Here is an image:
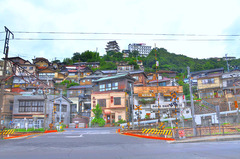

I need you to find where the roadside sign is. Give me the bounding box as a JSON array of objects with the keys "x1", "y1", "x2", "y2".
[
  {"x1": 235, "y1": 101, "x2": 238, "y2": 108},
  {"x1": 135, "y1": 105, "x2": 142, "y2": 110}
]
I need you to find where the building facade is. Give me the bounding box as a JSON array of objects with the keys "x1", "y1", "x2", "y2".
[
  {"x1": 128, "y1": 43, "x2": 152, "y2": 57},
  {"x1": 91, "y1": 74, "x2": 135, "y2": 124}
]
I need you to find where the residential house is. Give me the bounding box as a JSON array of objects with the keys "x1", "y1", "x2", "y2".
[
  {"x1": 117, "y1": 62, "x2": 134, "y2": 73},
  {"x1": 197, "y1": 72, "x2": 224, "y2": 99},
  {"x1": 66, "y1": 65, "x2": 93, "y2": 82},
  {"x1": 147, "y1": 72, "x2": 178, "y2": 87},
  {"x1": 91, "y1": 73, "x2": 135, "y2": 124},
  {"x1": 73, "y1": 62, "x2": 100, "y2": 69},
  {"x1": 222, "y1": 70, "x2": 240, "y2": 97},
  {"x1": 93, "y1": 70, "x2": 117, "y2": 76},
  {"x1": 191, "y1": 68, "x2": 224, "y2": 86},
  {"x1": 67, "y1": 75, "x2": 105, "y2": 119},
  {"x1": 129, "y1": 70, "x2": 148, "y2": 87},
  {"x1": 122, "y1": 50, "x2": 130, "y2": 58},
  {"x1": 1, "y1": 92, "x2": 18, "y2": 128},
  {"x1": 133, "y1": 85, "x2": 184, "y2": 119},
  {"x1": 12, "y1": 92, "x2": 72, "y2": 128}
]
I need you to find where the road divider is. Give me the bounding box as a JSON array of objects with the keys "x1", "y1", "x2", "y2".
[
  {"x1": 123, "y1": 132, "x2": 175, "y2": 141},
  {"x1": 0, "y1": 129, "x2": 15, "y2": 135},
  {"x1": 142, "y1": 129, "x2": 172, "y2": 136}
]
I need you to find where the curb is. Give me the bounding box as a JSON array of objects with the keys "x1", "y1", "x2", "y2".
[
  {"x1": 122, "y1": 132, "x2": 175, "y2": 141},
  {"x1": 44, "y1": 130, "x2": 58, "y2": 133},
  {"x1": 3, "y1": 133, "x2": 32, "y2": 140},
  {"x1": 167, "y1": 135, "x2": 240, "y2": 144}
]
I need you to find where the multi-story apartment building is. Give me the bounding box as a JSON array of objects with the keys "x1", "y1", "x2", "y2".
[
  {"x1": 91, "y1": 74, "x2": 135, "y2": 124},
  {"x1": 128, "y1": 43, "x2": 152, "y2": 57}
]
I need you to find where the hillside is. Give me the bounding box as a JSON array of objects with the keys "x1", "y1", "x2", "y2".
[
  {"x1": 143, "y1": 48, "x2": 240, "y2": 74},
  {"x1": 62, "y1": 48, "x2": 240, "y2": 74}
]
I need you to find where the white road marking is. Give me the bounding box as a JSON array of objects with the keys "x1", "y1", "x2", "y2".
[{"x1": 65, "y1": 134, "x2": 83, "y2": 138}]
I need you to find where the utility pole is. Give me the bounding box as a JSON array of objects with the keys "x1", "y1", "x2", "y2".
[
  {"x1": 59, "y1": 89, "x2": 62, "y2": 123},
  {"x1": 233, "y1": 84, "x2": 239, "y2": 123},
  {"x1": 155, "y1": 44, "x2": 160, "y2": 123},
  {"x1": 225, "y1": 54, "x2": 230, "y2": 72},
  {"x1": 131, "y1": 83, "x2": 134, "y2": 129},
  {"x1": 0, "y1": 26, "x2": 14, "y2": 129},
  {"x1": 43, "y1": 91, "x2": 47, "y2": 130},
  {"x1": 187, "y1": 66, "x2": 197, "y2": 136}
]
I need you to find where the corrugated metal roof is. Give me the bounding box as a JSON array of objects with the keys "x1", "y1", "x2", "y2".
[
  {"x1": 101, "y1": 70, "x2": 117, "y2": 74},
  {"x1": 191, "y1": 68, "x2": 224, "y2": 75},
  {"x1": 93, "y1": 73, "x2": 129, "y2": 82},
  {"x1": 68, "y1": 85, "x2": 93, "y2": 90}
]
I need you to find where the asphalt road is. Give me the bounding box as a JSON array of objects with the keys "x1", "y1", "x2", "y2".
[{"x1": 0, "y1": 127, "x2": 240, "y2": 159}]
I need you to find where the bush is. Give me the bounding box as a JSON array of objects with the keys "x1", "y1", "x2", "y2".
[
  {"x1": 15, "y1": 128, "x2": 45, "y2": 132},
  {"x1": 91, "y1": 118, "x2": 105, "y2": 127},
  {"x1": 117, "y1": 119, "x2": 126, "y2": 124}
]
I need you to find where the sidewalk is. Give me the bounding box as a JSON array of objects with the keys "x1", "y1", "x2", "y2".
[{"x1": 167, "y1": 135, "x2": 240, "y2": 144}]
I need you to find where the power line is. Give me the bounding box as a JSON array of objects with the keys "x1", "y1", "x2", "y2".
[
  {"x1": 8, "y1": 31, "x2": 240, "y2": 37},
  {"x1": 0, "y1": 38, "x2": 239, "y2": 41}
]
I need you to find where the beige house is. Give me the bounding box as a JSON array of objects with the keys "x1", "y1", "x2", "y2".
[
  {"x1": 197, "y1": 73, "x2": 224, "y2": 98},
  {"x1": 91, "y1": 74, "x2": 135, "y2": 124}
]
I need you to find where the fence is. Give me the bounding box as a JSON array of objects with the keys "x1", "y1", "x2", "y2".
[{"x1": 176, "y1": 124, "x2": 240, "y2": 139}]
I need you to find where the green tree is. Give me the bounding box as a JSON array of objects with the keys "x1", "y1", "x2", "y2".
[
  {"x1": 91, "y1": 104, "x2": 105, "y2": 127},
  {"x1": 92, "y1": 104, "x2": 102, "y2": 119},
  {"x1": 63, "y1": 58, "x2": 73, "y2": 65},
  {"x1": 128, "y1": 60, "x2": 139, "y2": 70},
  {"x1": 72, "y1": 52, "x2": 81, "y2": 63},
  {"x1": 80, "y1": 50, "x2": 100, "y2": 62}
]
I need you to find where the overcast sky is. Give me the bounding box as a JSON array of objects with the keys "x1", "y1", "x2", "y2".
[{"x1": 0, "y1": 0, "x2": 240, "y2": 62}]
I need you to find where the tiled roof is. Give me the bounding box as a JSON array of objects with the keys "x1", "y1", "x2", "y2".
[
  {"x1": 191, "y1": 68, "x2": 224, "y2": 76},
  {"x1": 93, "y1": 73, "x2": 134, "y2": 82},
  {"x1": 68, "y1": 85, "x2": 93, "y2": 90}
]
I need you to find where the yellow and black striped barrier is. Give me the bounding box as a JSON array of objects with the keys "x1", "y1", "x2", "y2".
[
  {"x1": 0, "y1": 129, "x2": 15, "y2": 135},
  {"x1": 142, "y1": 129, "x2": 172, "y2": 136}
]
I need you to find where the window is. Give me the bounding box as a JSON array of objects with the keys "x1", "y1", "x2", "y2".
[
  {"x1": 29, "y1": 67, "x2": 33, "y2": 70},
  {"x1": 159, "y1": 82, "x2": 166, "y2": 86},
  {"x1": 114, "y1": 97, "x2": 121, "y2": 105},
  {"x1": 112, "y1": 82, "x2": 118, "y2": 90},
  {"x1": 100, "y1": 84, "x2": 105, "y2": 91},
  {"x1": 164, "y1": 97, "x2": 171, "y2": 102},
  {"x1": 98, "y1": 99, "x2": 106, "y2": 107},
  {"x1": 106, "y1": 83, "x2": 111, "y2": 91},
  {"x1": 55, "y1": 104, "x2": 67, "y2": 112},
  {"x1": 202, "y1": 78, "x2": 215, "y2": 84},
  {"x1": 118, "y1": 115, "x2": 122, "y2": 120},
  {"x1": 133, "y1": 76, "x2": 139, "y2": 80},
  {"x1": 19, "y1": 100, "x2": 44, "y2": 112},
  {"x1": 82, "y1": 80, "x2": 85, "y2": 83}
]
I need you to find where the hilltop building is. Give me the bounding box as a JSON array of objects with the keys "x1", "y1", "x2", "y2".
[{"x1": 128, "y1": 43, "x2": 151, "y2": 57}]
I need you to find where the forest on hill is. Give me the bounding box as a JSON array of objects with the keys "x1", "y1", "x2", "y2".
[{"x1": 60, "y1": 48, "x2": 240, "y2": 75}]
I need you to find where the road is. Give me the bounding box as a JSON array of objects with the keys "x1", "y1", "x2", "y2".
[{"x1": 0, "y1": 127, "x2": 240, "y2": 159}]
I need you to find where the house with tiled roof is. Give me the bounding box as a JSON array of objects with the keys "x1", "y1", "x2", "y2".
[{"x1": 91, "y1": 73, "x2": 135, "y2": 124}]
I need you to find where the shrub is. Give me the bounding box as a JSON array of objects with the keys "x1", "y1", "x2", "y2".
[
  {"x1": 117, "y1": 119, "x2": 126, "y2": 124},
  {"x1": 91, "y1": 118, "x2": 105, "y2": 127}
]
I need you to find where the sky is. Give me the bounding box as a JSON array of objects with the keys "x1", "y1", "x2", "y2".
[{"x1": 0, "y1": 0, "x2": 240, "y2": 62}]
